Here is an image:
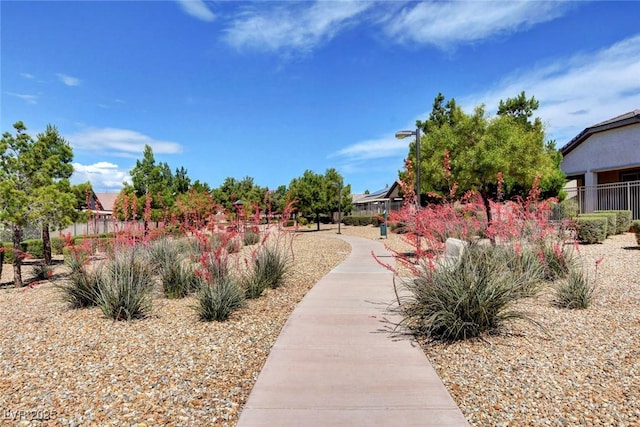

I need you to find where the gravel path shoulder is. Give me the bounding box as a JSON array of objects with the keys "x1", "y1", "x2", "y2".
[
  {"x1": 2, "y1": 224, "x2": 639, "y2": 426},
  {"x1": 0, "y1": 231, "x2": 350, "y2": 426},
  {"x1": 332, "y1": 225, "x2": 640, "y2": 426}
]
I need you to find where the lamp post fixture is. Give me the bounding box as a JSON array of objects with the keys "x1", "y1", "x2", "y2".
[
  {"x1": 395, "y1": 128, "x2": 421, "y2": 207},
  {"x1": 332, "y1": 181, "x2": 342, "y2": 234}
]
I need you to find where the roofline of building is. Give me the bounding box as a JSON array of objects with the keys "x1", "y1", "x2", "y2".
[{"x1": 560, "y1": 110, "x2": 640, "y2": 157}]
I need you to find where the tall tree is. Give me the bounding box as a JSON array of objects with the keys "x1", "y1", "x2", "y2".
[
  {"x1": 173, "y1": 166, "x2": 191, "y2": 194},
  {"x1": 0, "y1": 122, "x2": 32, "y2": 286},
  {"x1": 211, "y1": 176, "x2": 267, "y2": 213},
  {"x1": 125, "y1": 144, "x2": 176, "y2": 221},
  {"x1": 497, "y1": 90, "x2": 540, "y2": 129},
  {"x1": 409, "y1": 93, "x2": 565, "y2": 224},
  {"x1": 30, "y1": 125, "x2": 75, "y2": 264},
  {"x1": 0, "y1": 122, "x2": 75, "y2": 284},
  {"x1": 288, "y1": 169, "x2": 351, "y2": 230}
]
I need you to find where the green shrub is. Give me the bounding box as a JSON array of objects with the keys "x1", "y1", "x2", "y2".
[
  {"x1": 21, "y1": 239, "x2": 44, "y2": 259},
  {"x1": 193, "y1": 277, "x2": 245, "y2": 321},
  {"x1": 554, "y1": 266, "x2": 595, "y2": 309},
  {"x1": 343, "y1": 216, "x2": 375, "y2": 226},
  {"x1": 404, "y1": 244, "x2": 543, "y2": 341},
  {"x1": 580, "y1": 213, "x2": 615, "y2": 236},
  {"x1": 51, "y1": 237, "x2": 64, "y2": 255},
  {"x1": 576, "y1": 216, "x2": 607, "y2": 243},
  {"x1": 619, "y1": 210, "x2": 633, "y2": 232},
  {"x1": 555, "y1": 198, "x2": 580, "y2": 219},
  {"x1": 94, "y1": 248, "x2": 154, "y2": 321},
  {"x1": 2, "y1": 243, "x2": 14, "y2": 264},
  {"x1": 371, "y1": 216, "x2": 383, "y2": 227},
  {"x1": 297, "y1": 217, "x2": 308, "y2": 226},
  {"x1": 594, "y1": 210, "x2": 632, "y2": 234}
]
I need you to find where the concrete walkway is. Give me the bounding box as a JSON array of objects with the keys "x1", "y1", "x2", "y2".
[{"x1": 236, "y1": 234, "x2": 469, "y2": 426}]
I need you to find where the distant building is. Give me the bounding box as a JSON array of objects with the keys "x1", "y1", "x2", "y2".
[{"x1": 351, "y1": 181, "x2": 404, "y2": 216}]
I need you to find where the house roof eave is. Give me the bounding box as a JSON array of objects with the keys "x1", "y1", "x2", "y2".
[{"x1": 560, "y1": 110, "x2": 640, "y2": 157}]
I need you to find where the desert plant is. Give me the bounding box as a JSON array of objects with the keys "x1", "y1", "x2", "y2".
[
  {"x1": 31, "y1": 262, "x2": 53, "y2": 281},
  {"x1": 94, "y1": 248, "x2": 154, "y2": 321},
  {"x1": 56, "y1": 242, "x2": 100, "y2": 308},
  {"x1": 554, "y1": 265, "x2": 596, "y2": 309},
  {"x1": 538, "y1": 241, "x2": 575, "y2": 281},
  {"x1": 501, "y1": 245, "x2": 546, "y2": 295},
  {"x1": 243, "y1": 230, "x2": 261, "y2": 246},
  {"x1": 21, "y1": 239, "x2": 45, "y2": 259},
  {"x1": 149, "y1": 237, "x2": 198, "y2": 298},
  {"x1": 242, "y1": 272, "x2": 268, "y2": 299},
  {"x1": 193, "y1": 276, "x2": 245, "y2": 321},
  {"x1": 555, "y1": 198, "x2": 579, "y2": 219},
  {"x1": 253, "y1": 244, "x2": 290, "y2": 290},
  {"x1": 404, "y1": 244, "x2": 543, "y2": 341},
  {"x1": 56, "y1": 255, "x2": 99, "y2": 308}
]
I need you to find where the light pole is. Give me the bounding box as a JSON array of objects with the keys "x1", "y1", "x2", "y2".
[
  {"x1": 395, "y1": 128, "x2": 421, "y2": 207},
  {"x1": 332, "y1": 181, "x2": 342, "y2": 234}
]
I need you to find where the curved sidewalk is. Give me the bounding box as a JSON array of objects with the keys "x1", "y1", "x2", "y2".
[{"x1": 237, "y1": 234, "x2": 469, "y2": 426}]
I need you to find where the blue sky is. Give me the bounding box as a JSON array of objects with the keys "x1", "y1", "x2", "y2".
[{"x1": 2, "y1": 1, "x2": 639, "y2": 195}]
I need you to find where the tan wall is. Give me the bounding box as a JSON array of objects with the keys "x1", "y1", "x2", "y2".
[{"x1": 561, "y1": 123, "x2": 640, "y2": 176}]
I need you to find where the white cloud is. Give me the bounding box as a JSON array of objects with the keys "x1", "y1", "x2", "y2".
[
  {"x1": 72, "y1": 162, "x2": 131, "y2": 192},
  {"x1": 176, "y1": 0, "x2": 215, "y2": 22},
  {"x1": 219, "y1": 1, "x2": 570, "y2": 55},
  {"x1": 332, "y1": 135, "x2": 410, "y2": 161},
  {"x1": 461, "y1": 34, "x2": 640, "y2": 146},
  {"x1": 20, "y1": 73, "x2": 36, "y2": 80},
  {"x1": 56, "y1": 73, "x2": 81, "y2": 86},
  {"x1": 223, "y1": 1, "x2": 373, "y2": 53},
  {"x1": 67, "y1": 127, "x2": 183, "y2": 157},
  {"x1": 383, "y1": 1, "x2": 570, "y2": 49},
  {"x1": 7, "y1": 92, "x2": 38, "y2": 104}
]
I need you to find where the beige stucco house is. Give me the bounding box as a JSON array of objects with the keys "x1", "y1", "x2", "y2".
[{"x1": 560, "y1": 110, "x2": 640, "y2": 218}]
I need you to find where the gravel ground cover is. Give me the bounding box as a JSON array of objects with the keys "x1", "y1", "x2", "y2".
[
  {"x1": 0, "y1": 231, "x2": 350, "y2": 426},
  {"x1": 332, "y1": 225, "x2": 640, "y2": 426},
  {"x1": 2, "y1": 224, "x2": 639, "y2": 426}
]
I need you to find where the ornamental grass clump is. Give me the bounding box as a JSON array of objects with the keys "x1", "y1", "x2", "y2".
[
  {"x1": 554, "y1": 262, "x2": 598, "y2": 309},
  {"x1": 502, "y1": 245, "x2": 546, "y2": 297},
  {"x1": 242, "y1": 244, "x2": 290, "y2": 299},
  {"x1": 254, "y1": 244, "x2": 290, "y2": 289},
  {"x1": 148, "y1": 237, "x2": 198, "y2": 299},
  {"x1": 94, "y1": 247, "x2": 154, "y2": 321},
  {"x1": 243, "y1": 230, "x2": 261, "y2": 246},
  {"x1": 32, "y1": 262, "x2": 53, "y2": 281},
  {"x1": 56, "y1": 244, "x2": 99, "y2": 308},
  {"x1": 538, "y1": 241, "x2": 575, "y2": 281},
  {"x1": 194, "y1": 276, "x2": 245, "y2": 321},
  {"x1": 404, "y1": 244, "x2": 544, "y2": 342}
]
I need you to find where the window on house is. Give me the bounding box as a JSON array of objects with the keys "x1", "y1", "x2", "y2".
[{"x1": 620, "y1": 171, "x2": 640, "y2": 182}]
